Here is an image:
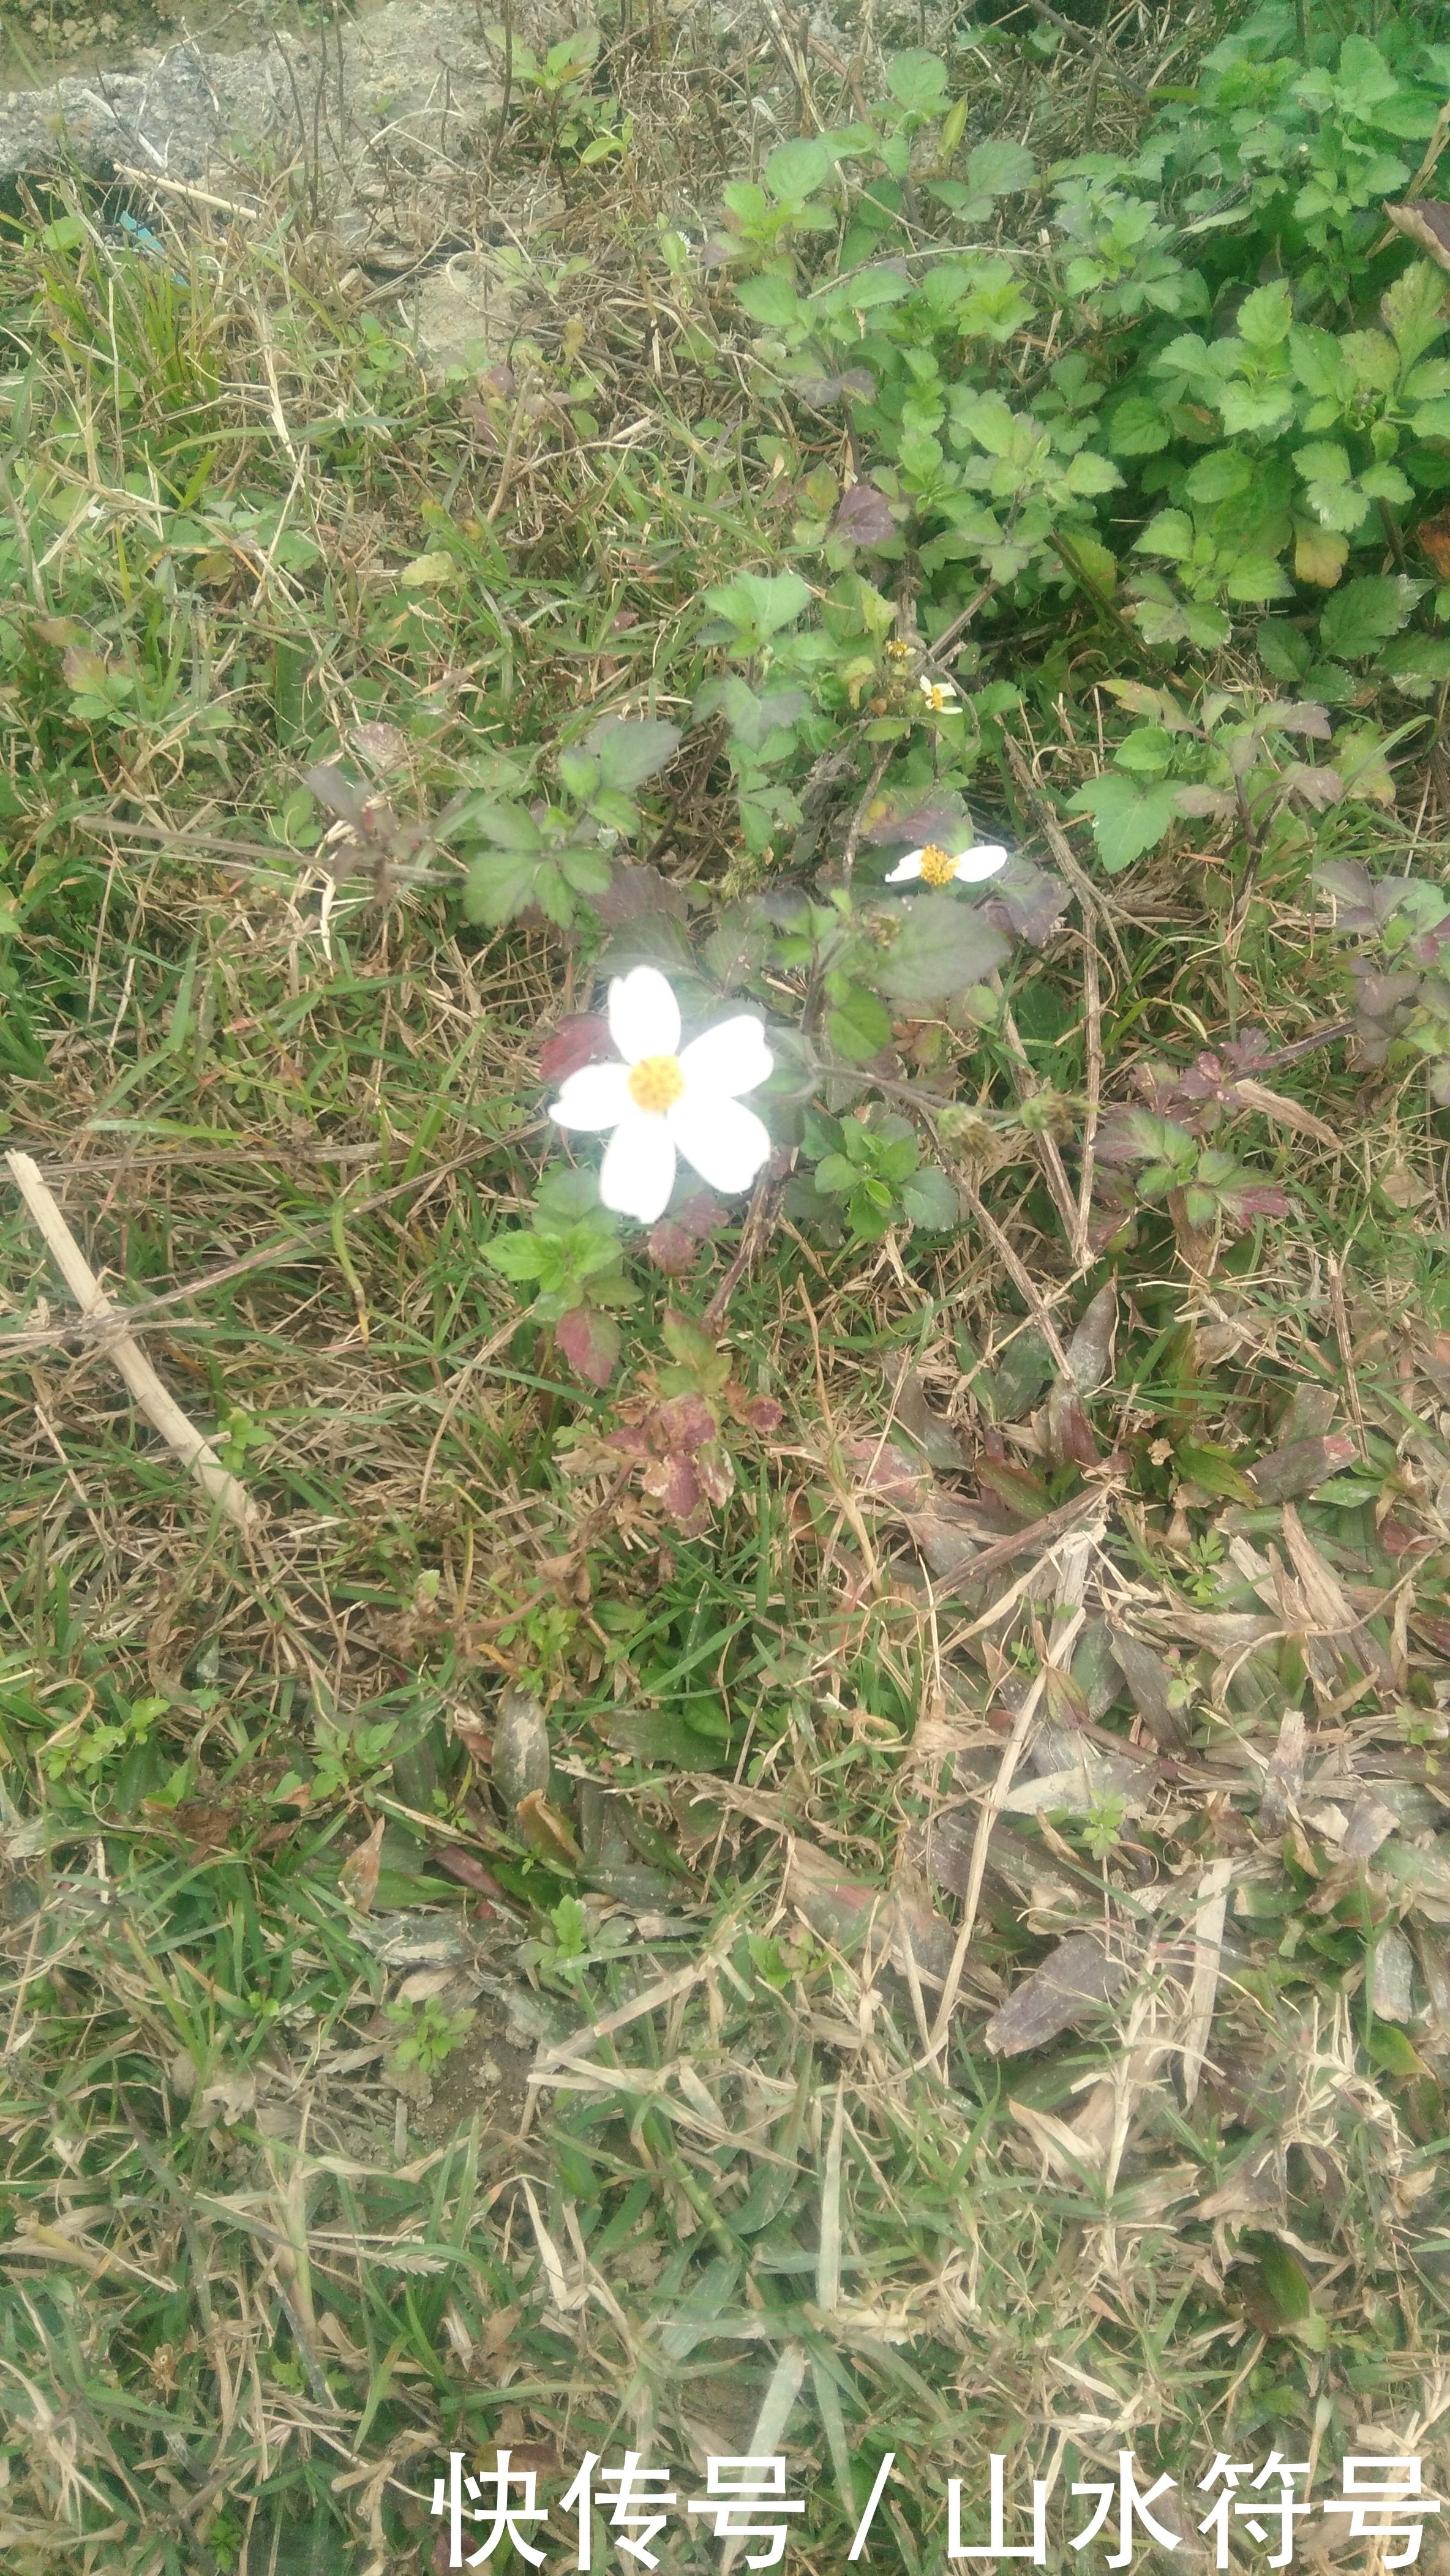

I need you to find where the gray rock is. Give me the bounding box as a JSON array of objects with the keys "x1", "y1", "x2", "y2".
[{"x1": 0, "y1": 4, "x2": 508, "y2": 202}]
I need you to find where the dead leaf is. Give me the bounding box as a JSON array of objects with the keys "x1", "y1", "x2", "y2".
[
  {"x1": 339, "y1": 1814, "x2": 385, "y2": 1914},
  {"x1": 983, "y1": 1933, "x2": 1132, "y2": 2056},
  {"x1": 1064, "y1": 1281, "x2": 1118, "y2": 1395},
  {"x1": 1181, "y1": 1859, "x2": 1233, "y2": 2108},
  {"x1": 1260, "y1": 1707, "x2": 1305, "y2": 1833},
  {"x1": 492, "y1": 1687, "x2": 550, "y2": 1816},
  {"x1": 1371, "y1": 1926, "x2": 1415, "y2": 2021},
  {"x1": 516, "y1": 1789, "x2": 583, "y2": 1868},
  {"x1": 1009, "y1": 2095, "x2": 1106, "y2": 2179},
  {"x1": 430, "y1": 1845, "x2": 509, "y2": 1904},
  {"x1": 1386, "y1": 201, "x2": 1450, "y2": 272},
  {"x1": 1228, "y1": 1078, "x2": 1341, "y2": 1151},
  {"x1": 786, "y1": 1840, "x2": 887, "y2": 1955},
  {"x1": 843, "y1": 1434, "x2": 932, "y2": 1505},
  {"x1": 1106, "y1": 1627, "x2": 1192, "y2": 1753},
  {"x1": 1246, "y1": 1431, "x2": 1356, "y2": 1505},
  {"x1": 197, "y1": 2069, "x2": 257, "y2": 2127},
  {"x1": 891, "y1": 1363, "x2": 973, "y2": 1470}
]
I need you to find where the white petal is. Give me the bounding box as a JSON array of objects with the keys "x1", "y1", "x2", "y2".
[
  {"x1": 884, "y1": 852, "x2": 925, "y2": 883},
  {"x1": 677, "y1": 1016, "x2": 773, "y2": 1100},
  {"x1": 599, "y1": 1110, "x2": 677, "y2": 1222},
  {"x1": 668, "y1": 1094, "x2": 772, "y2": 1197},
  {"x1": 608, "y1": 965, "x2": 680, "y2": 1064},
  {"x1": 950, "y1": 843, "x2": 1010, "y2": 883},
  {"x1": 549, "y1": 1061, "x2": 631, "y2": 1131}
]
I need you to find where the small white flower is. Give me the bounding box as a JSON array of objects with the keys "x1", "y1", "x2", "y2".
[
  {"x1": 886, "y1": 840, "x2": 1010, "y2": 889},
  {"x1": 549, "y1": 965, "x2": 773, "y2": 1224},
  {"x1": 918, "y1": 676, "x2": 960, "y2": 714}
]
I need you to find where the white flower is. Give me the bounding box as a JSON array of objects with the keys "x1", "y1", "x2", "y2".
[
  {"x1": 886, "y1": 840, "x2": 1010, "y2": 889},
  {"x1": 918, "y1": 676, "x2": 960, "y2": 713},
  {"x1": 549, "y1": 965, "x2": 773, "y2": 1224}
]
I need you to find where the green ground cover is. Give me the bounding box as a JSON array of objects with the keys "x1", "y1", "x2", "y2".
[{"x1": 3, "y1": 0, "x2": 1450, "y2": 2564}]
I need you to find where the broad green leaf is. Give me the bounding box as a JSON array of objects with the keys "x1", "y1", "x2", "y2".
[
  {"x1": 765, "y1": 137, "x2": 832, "y2": 201},
  {"x1": 1062, "y1": 449, "x2": 1122, "y2": 496},
  {"x1": 1113, "y1": 725, "x2": 1174, "y2": 774},
  {"x1": 558, "y1": 846, "x2": 614, "y2": 895},
  {"x1": 828, "y1": 984, "x2": 894, "y2": 1062},
  {"x1": 399, "y1": 550, "x2": 454, "y2": 587},
  {"x1": 1364, "y1": 2021, "x2": 1425, "y2": 2077},
  {"x1": 661, "y1": 1310, "x2": 721, "y2": 1373},
  {"x1": 1318, "y1": 575, "x2": 1411, "y2": 661},
  {"x1": 1234, "y1": 282, "x2": 1294, "y2": 348},
  {"x1": 1134, "y1": 508, "x2": 1193, "y2": 562},
  {"x1": 1067, "y1": 774, "x2": 1180, "y2": 874},
  {"x1": 1061, "y1": 531, "x2": 1119, "y2": 596},
  {"x1": 865, "y1": 892, "x2": 1010, "y2": 1003},
  {"x1": 598, "y1": 1708, "x2": 734, "y2": 1769},
  {"x1": 1378, "y1": 635, "x2": 1450, "y2": 695},
  {"x1": 463, "y1": 798, "x2": 543, "y2": 852},
  {"x1": 1293, "y1": 440, "x2": 1351, "y2": 487},
  {"x1": 704, "y1": 571, "x2": 811, "y2": 636},
  {"x1": 736, "y1": 273, "x2": 803, "y2": 328},
  {"x1": 557, "y1": 750, "x2": 600, "y2": 802},
  {"x1": 885, "y1": 48, "x2": 950, "y2": 113},
  {"x1": 1332, "y1": 724, "x2": 1397, "y2": 804},
  {"x1": 535, "y1": 1169, "x2": 603, "y2": 1221},
  {"x1": 1184, "y1": 446, "x2": 1253, "y2": 507},
  {"x1": 463, "y1": 847, "x2": 544, "y2": 924},
  {"x1": 1334, "y1": 32, "x2": 1398, "y2": 114},
  {"x1": 900, "y1": 1164, "x2": 961, "y2": 1229},
  {"x1": 1106, "y1": 396, "x2": 1172, "y2": 457},
  {"x1": 964, "y1": 138, "x2": 1036, "y2": 196},
  {"x1": 1257, "y1": 618, "x2": 1312, "y2": 682},
  {"x1": 1223, "y1": 553, "x2": 1293, "y2": 602},
  {"x1": 721, "y1": 181, "x2": 769, "y2": 228},
  {"x1": 483, "y1": 1233, "x2": 547, "y2": 1281},
  {"x1": 586, "y1": 716, "x2": 682, "y2": 789}
]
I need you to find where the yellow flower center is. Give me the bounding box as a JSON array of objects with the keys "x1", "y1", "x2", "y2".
[
  {"x1": 627, "y1": 1053, "x2": 686, "y2": 1114},
  {"x1": 918, "y1": 843, "x2": 958, "y2": 888}
]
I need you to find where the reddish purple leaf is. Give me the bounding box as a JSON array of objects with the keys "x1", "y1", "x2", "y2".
[
  {"x1": 1223, "y1": 1183, "x2": 1290, "y2": 1220},
  {"x1": 841, "y1": 1434, "x2": 932, "y2": 1505},
  {"x1": 541, "y1": 1014, "x2": 612, "y2": 1085},
  {"x1": 556, "y1": 1305, "x2": 620, "y2": 1387},
  {"x1": 734, "y1": 1393, "x2": 784, "y2": 1435},
  {"x1": 430, "y1": 1846, "x2": 509, "y2": 1903},
  {"x1": 653, "y1": 1392, "x2": 716, "y2": 1455},
  {"x1": 648, "y1": 1191, "x2": 727, "y2": 1275},
  {"x1": 1247, "y1": 1431, "x2": 1356, "y2": 1504},
  {"x1": 590, "y1": 864, "x2": 689, "y2": 927},
  {"x1": 1040, "y1": 1383, "x2": 1100, "y2": 1469},
  {"x1": 648, "y1": 1219, "x2": 704, "y2": 1277},
  {"x1": 694, "y1": 1440, "x2": 736, "y2": 1507},
  {"x1": 982, "y1": 860, "x2": 1067, "y2": 949},
  {"x1": 833, "y1": 481, "x2": 898, "y2": 548},
  {"x1": 642, "y1": 1451, "x2": 702, "y2": 1521}
]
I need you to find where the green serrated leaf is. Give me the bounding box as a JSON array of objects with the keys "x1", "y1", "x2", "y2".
[
  {"x1": 1066, "y1": 774, "x2": 1179, "y2": 874},
  {"x1": 865, "y1": 893, "x2": 1010, "y2": 1003},
  {"x1": 586, "y1": 717, "x2": 683, "y2": 790},
  {"x1": 827, "y1": 984, "x2": 894, "y2": 1062},
  {"x1": 900, "y1": 1164, "x2": 961, "y2": 1229}
]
